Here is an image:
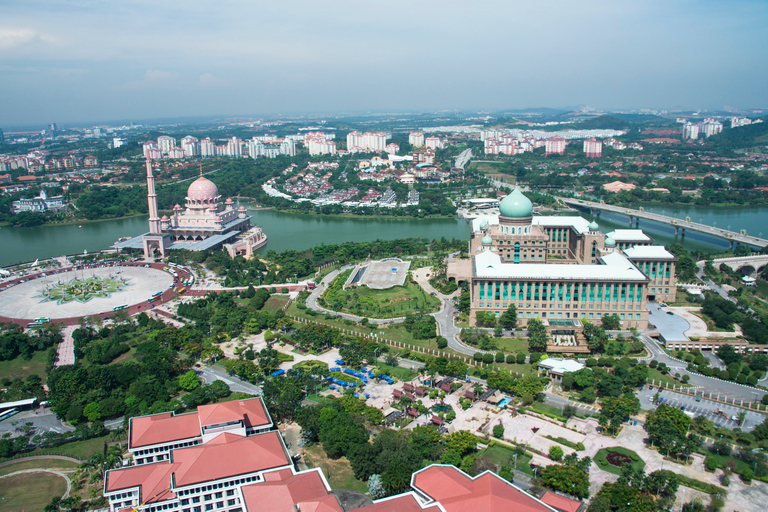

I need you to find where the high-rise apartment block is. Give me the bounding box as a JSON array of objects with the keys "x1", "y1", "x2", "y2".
[
  {"x1": 409, "y1": 131, "x2": 425, "y2": 146},
  {"x1": 545, "y1": 136, "x2": 567, "y2": 155},
  {"x1": 583, "y1": 137, "x2": 602, "y2": 158}
]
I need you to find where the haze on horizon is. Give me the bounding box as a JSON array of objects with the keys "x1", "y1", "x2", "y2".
[{"x1": 1, "y1": 0, "x2": 767, "y2": 126}]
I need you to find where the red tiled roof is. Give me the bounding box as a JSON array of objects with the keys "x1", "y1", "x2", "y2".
[
  {"x1": 241, "y1": 468, "x2": 342, "y2": 512},
  {"x1": 105, "y1": 461, "x2": 176, "y2": 504},
  {"x1": 173, "y1": 432, "x2": 290, "y2": 487},
  {"x1": 356, "y1": 494, "x2": 440, "y2": 512},
  {"x1": 540, "y1": 491, "x2": 582, "y2": 512},
  {"x1": 412, "y1": 465, "x2": 555, "y2": 512},
  {"x1": 130, "y1": 411, "x2": 201, "y2": 449},
  {"x1": 197, "y1": 397, "x2": 270, "y2": 429}
]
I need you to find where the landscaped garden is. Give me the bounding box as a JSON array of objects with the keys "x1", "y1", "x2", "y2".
[
  {"x1": 595, "y1": 446, "x2": 645, "y2": 475},
  {"x1": 320, "y1": 274, "x2": 440, "y2": 318}
]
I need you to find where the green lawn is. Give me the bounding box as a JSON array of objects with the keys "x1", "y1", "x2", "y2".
[
  {"x1": 322, "y1": 280, "x2": 440, "y2": 319},
  {"x1": 478, "y1": 443, "x2": 534, "y2": 475},
  {"x1": 0, "y1": 472, "x2": 67, "y2": 511},
  {"x1": 0, "y1": 350, "x2": 49, "y2": 384},
  {"x1": 263, "y1": 295, "x2": 290, "y2": 312},
  {"x1": 375, "y1": 362, "x2": 418, "y2": 381},
  {"x1": 527, "y1": 403, "x2": 568, "y2": 422},
  {"x1": 302, "y1": 443, "x2": 368, "y2": 493},
  {"x1": 648, "y1": 368, "x2": 690, "y2": 388},
  {"x1": 0, "y1": 458, "x2": 79, "y2": 477},
  {"x1": 594, "y1": 447, "x2": 645, "y2": 476},
  {"x1": 1, "y1": 434, "x2": 114, "y2": 463},
  {"x1": 493, "y1": 337, "x2": 529, "y2": 353}
]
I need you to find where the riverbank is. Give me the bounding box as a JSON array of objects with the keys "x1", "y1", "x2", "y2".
[
  {"x1": 0, "y1": 212, "x2": 145, "y2": 229},
  {"x1": 264, "y1": 207, "x2": 456, "y2": 221}
]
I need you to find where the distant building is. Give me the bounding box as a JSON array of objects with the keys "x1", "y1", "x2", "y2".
[
  {"x1": 602, "y1": 181, "x2": 637, "y2": 193},
  {"x1": 11, "y1": 189, "x2": 66, "y2": 213},
  {"x1": 409, "y1": 131, "x2": 425, "y2": 147},
  {"x1": 582, "y1": 138, "x2": 602, "y2": 158},
  {"x1": 346, "y1": 131, "x2": 387, "y2": 152},
  {"x1": 545, "y1": 136, "x2": 567, "y2": 155},
  {"x1": 157, "y1": 135, "x2": 176, "y2": 154},
  {"x1": 425, "y1": 136, "x2": 444, "y2": 150}
]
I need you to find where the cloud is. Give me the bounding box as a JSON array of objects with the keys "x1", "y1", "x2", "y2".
[
  {"x1": 0, "y1": 28, "x2": 55, "y2": 50},
  {"x1": 124, "y1": 69, "x2": 179, "y2": 89},
  {"x1": 198, "y1": 72, "x2": 224, "y2": 88}
]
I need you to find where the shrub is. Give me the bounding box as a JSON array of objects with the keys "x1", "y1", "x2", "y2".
[
  {"x1": 720, "y1": 474, "x2": 730, "y2": 487},
  {"x1": 529, "y1": 353, "x2": 541, "y2": 364},
  {"x1": 737, "y1": 374, "x2": 748, "y2": 385},
  {"x1": 649, "y1": 359, "x2": 659, "y2": 368},
  {"x1": 586, "y1": 357, "x2": 597, "y2": 367},
  {"x1": 576, "y1": 442, "x2": 585, "y2": 451},
  {"x1": 549, "y1": 445, "x2": 564, "y2": 461},
  {"x1": 516, "y1": 353, "x2": 526, "y2": 364},
  {"x1": 493, "y1": 424, "x2": 504, "y2": 439},
  {"x1": 437, "y1": 337, "x2": 448, "y2": 349},
  {"x1": 495, "y1": 352, "x2": 505, "y2": 363},
  {"x1": 682, "y1": 374, "x2": 690, "y2": 382},
  {"x1": 483, "y1": 353, "x2": 494, "y2": 364},
  {"x1": 705, "y1": 456, "x2": 718, "y2": 472},
  {"x1": 719, "y1": 370, "x2": 730, "y2": 380},
  {"x1": 702, "y1": 367, "x2": 714, "y2": 377},
  {"x1": 741, "y1": 468, "x2": 753, "y2": 483},
  {"x1": 474, "y1": 352, "x2": 483, "y2": 361},
  {"x1": 737, "y1": 433, "x2": 755, "y2": 445},
  {"x1": 506, "y1": 354, "x2": 516, "y2": 364}
]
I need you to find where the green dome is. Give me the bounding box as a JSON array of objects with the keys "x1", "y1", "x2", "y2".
[
  {"x1": 479, "y1": 219, "x2": 487, "y2": 229},
  {"x1": 499, "y1": 188, "x2": 533, "y2": 218},
  {"x1": 589, "y1": 220, "x2": 599, "y2": 231},
  {"x1": 605, "y1": 236, "x2": 616, "y2": 247},
  {"x1": 482, "y1": 234, "x2": 493, "y2": 245}
]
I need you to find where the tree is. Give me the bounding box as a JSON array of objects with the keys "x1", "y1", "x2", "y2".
[
  {"x1": 583, "y1": 321, "x2": 608, "y2": 352},
  {"x1": 178, "y1": 370, "x2": 200, "y2": 391},
  {"x1": 499, "y1": 304, "x2": 517, "y2": 329},
  {"x1": 493, "y1": 424, "x2": 505, "y2": 439},
  {"x1": 445, "y1": 430, "x2": 477, "y2": 458},
  {"x1": 716, "y1": 344, "x2": 741, "y2": 366},
  {"x1": 549, "y1": 445, "x2": 564, "y2": 461},
  {"x1": 527, "y1": 318, "x2": 548, "y2": 352},
  {"x1": 540, "y1": 464, "x2": 590, "y2": 498},
  {"x1": 368, "y1": 474, "x2": 386, "y2": 499},
  {"x1": 83, "y1": 402, "x2": 101, "y2": 422},
  {"x1": 602, "y1": 314, "x2": 621, "y2": 330},
  {"x1": 645, "y1": 404, "x2": 695, "y2": 457},
  {"x1": 381, "y1": 460, "x2": 412, "y2": 494},
  {"x1": 598, "y1": 393, "x2": 640, "y2": 435}
]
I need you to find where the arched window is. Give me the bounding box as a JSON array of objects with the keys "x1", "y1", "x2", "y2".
[{"x1": 514, "y1": 243, "x2": 520, "y2": 264}]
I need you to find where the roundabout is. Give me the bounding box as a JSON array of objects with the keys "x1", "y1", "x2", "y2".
[{"x1": 0, "y1": 264, "x2": 176, "y2": 323}]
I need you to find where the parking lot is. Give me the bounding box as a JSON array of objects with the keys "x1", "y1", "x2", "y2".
[{"x1": 636, "y1": 387, "x2": 765, "y2": 432}]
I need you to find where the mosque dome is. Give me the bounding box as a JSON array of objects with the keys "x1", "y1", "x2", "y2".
[
  {"x1": 226, "y1": 198, "x2": 233, "y2": 204},
  {"x1": 238, "y1": 206, "x2": 246, "y2": 211},
  {"x1": 161, "y1": 215, "x2": 169, "y2": 221},
  {"x1": 589, "y1": 220, "x2": 599, "y2": 231},
  {"x1": 605, "y1": 236, "x2": 616, "y2": 247},
  {"x1": 482, "y1": 234, "x2": 493, "y2": 245},
  {"x1": 499, "y1": 188, "x2": 533, "y2": 218},
  {"x1": 479, "y1": 219, "x2": 487, "y2": 229},
  {"x1": 174, "y1": 204, "x2": 181, "y2": 210},
  {"x1": 187, "y1": 177, "x2": 219, "y2": 202},
  {"x1": 214, "y1": 216, "x2": 222, "y2": 222}
]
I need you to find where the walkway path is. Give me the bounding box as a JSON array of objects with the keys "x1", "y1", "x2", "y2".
[{"x1": 54, "y1": 325, "x2": 77, "y2": 367}]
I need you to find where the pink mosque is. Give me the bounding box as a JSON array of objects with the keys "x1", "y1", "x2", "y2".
[{"x1": 115, "y1": 160, "x2": 267, "y2": 258}]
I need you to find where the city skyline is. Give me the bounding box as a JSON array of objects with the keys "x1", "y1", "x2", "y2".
[{"x1": 1, "y1": 0, "x2": 767, "y2": 125}]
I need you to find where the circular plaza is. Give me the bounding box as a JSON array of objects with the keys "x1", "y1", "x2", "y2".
[{"x1": 0, "y1": 265, "x2": 174, "y2": 322}]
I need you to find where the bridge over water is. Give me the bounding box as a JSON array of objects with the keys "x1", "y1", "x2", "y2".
[{"x1": 559, "y1": 197, "x2": 768, "y2": 249}]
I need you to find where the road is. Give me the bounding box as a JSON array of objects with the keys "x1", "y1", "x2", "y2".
[
  {"x1": 640, "y1": 334, "x2": 766, "y2": 402},
  {"x1": 454, "y1": 148, "x2": 473, "y2": 170},
  {"x1": 0, "y1": 407, "x2": 74, "y2": 435},
  {"x1": 197, "y1": 365, "x2": 262, "y2": 395}
]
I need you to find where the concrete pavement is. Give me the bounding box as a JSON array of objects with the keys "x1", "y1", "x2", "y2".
[{"x1": 197, "y1": 365, "x2": 262, "y2": 396}]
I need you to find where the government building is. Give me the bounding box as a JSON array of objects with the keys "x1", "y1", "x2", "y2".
[{"x1": 449, "y1": 188, "x2": 676, "y2": 334}]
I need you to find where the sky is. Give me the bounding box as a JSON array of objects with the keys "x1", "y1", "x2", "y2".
[{"x1": 1, "y1": 0, "x2": 767, "y2": 126}]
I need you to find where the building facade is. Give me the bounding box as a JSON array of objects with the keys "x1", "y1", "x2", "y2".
[{"x1": 449, "y1": 189, "x2": 676, "y2": 330}]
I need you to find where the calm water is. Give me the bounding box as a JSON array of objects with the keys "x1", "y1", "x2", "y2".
[{"x1": 1, "y1": 204, "x2": 765, "y2": 267}]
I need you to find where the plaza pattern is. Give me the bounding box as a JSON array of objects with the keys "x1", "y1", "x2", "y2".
[{"x1": 36, "y1": 275, "x2": 129, "y2": 304}]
